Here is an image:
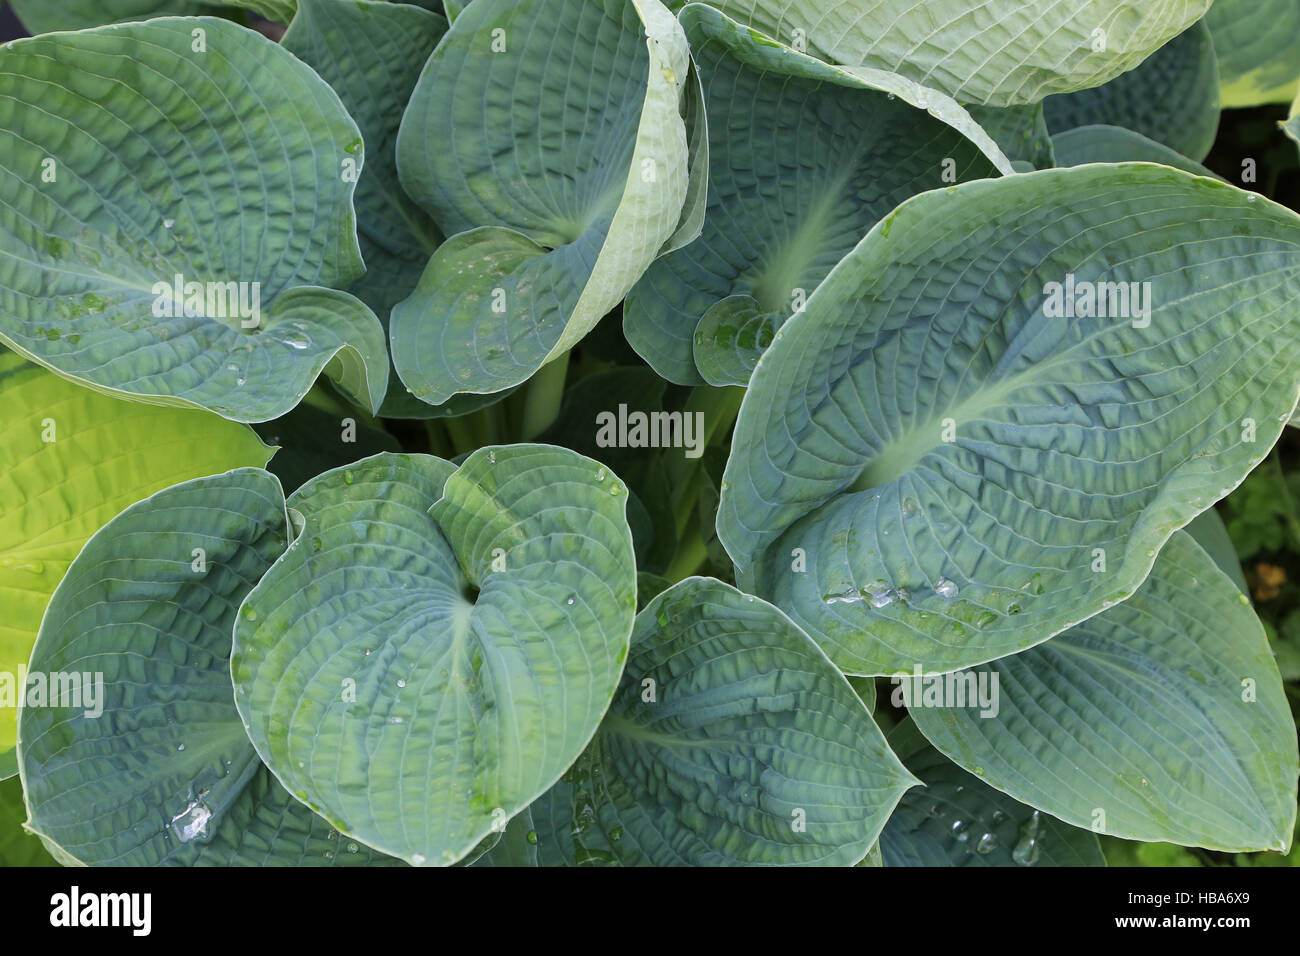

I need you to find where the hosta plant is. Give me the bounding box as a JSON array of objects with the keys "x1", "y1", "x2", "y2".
[{"x1": 1, "y1": 0, "x2": 1298, "y2": 869}]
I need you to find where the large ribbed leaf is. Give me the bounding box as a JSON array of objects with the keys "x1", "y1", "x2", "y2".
[
  {"x1": 392, "y1": 0, "x2": 697, "y2": 404},
  {"x1": 718, "y1": 164, "x2": 1300, "y2": 676},
  {"x1": 1207, "y1": 0, "x2": 1300, "y2": 108},
  {"x1": 0, "y1": 18, "x2": 388, "y2": 423},
  {"x1": 232, "y1": 447, "x2": 638, "y2": 865},
  {"x1": 1051, "y1": 125, "x2": 1222, "y2": 179},
  {"x1": 19, "y1": 470, "x2": 398, "y2": 865},
  {"x1": 694, "y1": 0, "x2": 1212, "y2": 107},
  {"x1": 281, "y1": 0, "x2": 449, "y2": 419},
  {"x1": 912, "y1": 532, "x2": 1298, "y2": 852},
  {"x1": 624, "y1": 3, "x2": 1010, "y2": 386},
  {"x1": 511, "y1": 578, "x2": 916, "y2": 866},
  {"x1": 0, "y1": 351, "x2": 270, "y2": 778},
  {"x1": 1042, "y1": 21, "x2": 1219, "y2": 162},
  {"x1": 879, "y1": 719, "x2": 1105, "y2": 866}
]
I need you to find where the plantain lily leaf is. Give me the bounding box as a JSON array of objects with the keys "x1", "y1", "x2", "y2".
[
  {"x1": 966, "y1": 104, "x2": 1056, "y2": 171},
  {"x1": 879, "y1": 719, "x2": 1105, "y2": 866},
  {"x1": 1051, "y1": 125, "x2": 1223, "y2": 179},
  {"x1": 1207, "y1": 0, "x2": 1300, "y2": 108},
  {"x1": 0, "y1": 350, "x2": 271, "y2": 777},
  {"x1": 0, "y1": 18, "x2": 388, "y2": 423},
  {"x1": 1043, "y1": 21, "x2": 1219, "y2": 162},
  {"x1": 625, "y1": 3, "x2": 1011, "y2": 386},
  {"x1": 692, "y1": 0, "x2": 1213, "y2": 107},
  {"x1": 231, "y1": 447, "x2": 638, "y2": 865},
  {"x1": 513, "y1": 578, "x2": 916, "y2": 866},
  {"x1": 718, "y1": 164, "x2": 1300, "y2": 676},
  {"x1": 281, "y1": 0, "x2": 450, "y2": 419},
  {"x1": 911, "y1": 532, "x2": 1298, "y2": 853},
  {"x1": 19, "y1": 470, "x2": 399, "y2": 865},
  {"x1": 392, "y1": 0, "x2": 697, "y2": 404}
]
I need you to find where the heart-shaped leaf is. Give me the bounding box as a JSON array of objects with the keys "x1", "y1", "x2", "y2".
[
  {"x1": 911, "y1": 531, "x2": 1298, "y2": 852},
  {"x1": 879, "y1": 719, "x2": 1105, "y2": 866},
  {"x1": 0, "y1": 18, "x2": 388, "y2": 422},
  {"x1": 232, "y1": 447, "x2": 638, "y2": 865},
  {"x1": 719, "y1": 164, "x2": 1300, "y2": 675},
  {"x1": 19, "y1": 469, "x2": 398, "y2": 865},
  {"x1": 514, "y1": 578, "x2": 917, "y2": 866},
  {"x1": 691, "y1": 0, "x2": 1213, "y2": 107},
  {"x1": 0, "y1": 350, "x2": 270, "y2": 777},
  {"x1": 1207, "y1": 0, "x2": 1300, "y2": 108},
  {"x1": 1043, "y1": 21, "x2": 1220, "y2": 162},
  {"x1": 391, "y1": 0, "x2": 697, "y2": 404},
  {"x1": 625, "y1": 3, "x2": 1010, "y2": 386}
]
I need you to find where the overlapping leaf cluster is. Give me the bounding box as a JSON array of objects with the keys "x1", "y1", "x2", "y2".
[{"x1": 1, "y1": 0, "x2": 1299, "y2": 867}]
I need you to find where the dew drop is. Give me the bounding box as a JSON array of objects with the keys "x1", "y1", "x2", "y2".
[
  {"x1": 170, "y1": 800, "x2": 212, "y2": 843},
  {"x1": 412, "y1": 853, "x2": 427, "y2": 865},
  {"x1": 935, "y1": 577, "x2": 958, "y2": 599},
  {"x1": 823, "y1": 587, "x2": 863, "y2": 606},
  {"x1": 396, "y1": 679, "x2": 406, "y2": 688},
  {"x1": 869, "y1": 589, "x2": 897, "y2": 609},
  {"x1": 1012, "y1": 810, "x2": 1042, "y2": 865},
  {"x1": 280, "y1": 331, "x2": 312, "y2": 350},
  {"x1": 162, "y1": 218, "x2": 175, "y2": 230},
  {"x1": 975, "y1": 832, "x2": 999, "y2": 855}
]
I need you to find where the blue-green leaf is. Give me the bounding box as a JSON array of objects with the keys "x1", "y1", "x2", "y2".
[
  {"x1": 517, "y1": 578, "x2": 917, "y2": 866},
  {"x1": 232, "y1": 447, "x2": 638, "y2": 865},
  {"x1": 911, "y1": 532, "x2": 1297, "y2": 852},
  {"x1": 719, "y1": 164, "x2": 1300, "y2": 675},
  {"x1": 0, "y1": 18, "x2": 387, "y2": 422},
  {"x1": 19, "y1": 470, "x2": 399, "y2": 865}
]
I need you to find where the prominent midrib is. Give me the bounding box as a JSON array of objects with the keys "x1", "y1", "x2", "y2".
[
  {"x1": 751, "y1": 164, "x2": 859, "y2": 313},
  {"x1": 847, "y1": 374, "x2": 1031, "y2": 492}
]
